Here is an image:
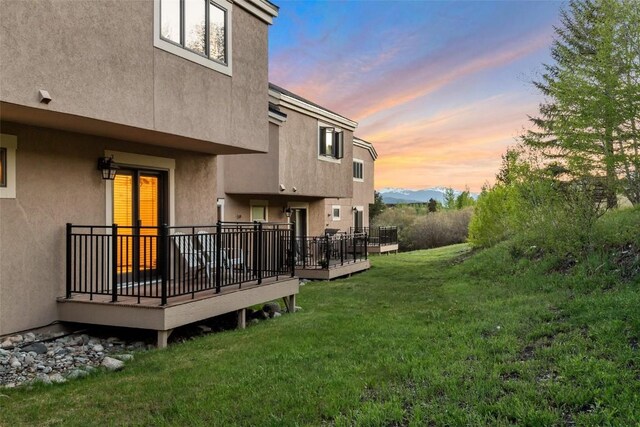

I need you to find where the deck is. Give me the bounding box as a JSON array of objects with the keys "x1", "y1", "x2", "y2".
[{"x1": 58, "y1": 276, "x2": 299, "y2": 347}]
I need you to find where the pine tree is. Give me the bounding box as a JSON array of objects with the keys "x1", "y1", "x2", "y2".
[{"x1": 524, "y1": 0, "x2": 640, "y2": 206}]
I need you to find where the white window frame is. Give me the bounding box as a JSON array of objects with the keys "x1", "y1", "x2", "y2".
[
  {"x1": 318, "y1": 122, "x2": 343, "y2": 164},
  {"x1": 0, "y1": 134, "x2": 17, "y2": 199},
  {"x1": 353, "y1": 159, "x2": 364, "y2": 182},
  {"x1": 104, "y1": 151, "x2": 176, "y2": 227},
  {"x1": 250, "y1": 199, "x2": 268, "y2": 222},
  {"x1": 331, "y1": 204, "x2": 341, "y2": 221},
  {"x1": 154, "y1": 0, "x2": 233, "y2": 76}
]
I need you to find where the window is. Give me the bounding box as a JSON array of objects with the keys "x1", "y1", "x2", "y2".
[
  {"x1": 0, "y1": 134, "x2": 17, "y2": 199},
  {"x1": 319, "y1": 126, "x2": 344, "y2": 160},
  {"x1": 332, "y1": 205, "x2": 341, "y2": 221},
  {"x1": 155, "y1": 0, "x2": 232, "y2": 75},
  {"x1": 353, "y1": 159, "x2": 364, "y2": 181},
  {"x1": 250, "y1": 200, "x2": 268, "y2": 222}
]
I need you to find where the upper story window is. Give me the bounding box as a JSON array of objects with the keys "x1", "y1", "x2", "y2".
[
  {"x1": 155, "y1": 0, "x2": 232, "y2": 75},
  {"x1": 319, "y1": 126, "x2": 344, "y2": 161},
  {"x1": 353, "y1": 159, "x2": 364, "y2": 181}
]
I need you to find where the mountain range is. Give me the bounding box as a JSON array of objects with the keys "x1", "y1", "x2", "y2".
[{"x1": 377, "y1": 187, "x2": 478, "y2": 204}]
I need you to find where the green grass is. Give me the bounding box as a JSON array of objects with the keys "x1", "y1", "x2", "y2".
[{"x1": 1, "y1": 211, "x2": 639, "y2": 426}]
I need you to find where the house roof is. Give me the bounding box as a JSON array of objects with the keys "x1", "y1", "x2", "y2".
[
  {"x1": 353, "y1": 137, "x2": 378, "y2": 161},
  {"x1": 268, "y1": 83, "x2": 357, "y2": 130}
]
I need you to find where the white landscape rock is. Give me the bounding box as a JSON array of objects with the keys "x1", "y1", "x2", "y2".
[{"x1": 101, "y1": 356, "x2": 125, "y2": 371}]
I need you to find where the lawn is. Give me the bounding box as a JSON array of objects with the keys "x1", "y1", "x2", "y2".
[{"x1": 1, "y1": 241, "x2": 639, "y2": 426}]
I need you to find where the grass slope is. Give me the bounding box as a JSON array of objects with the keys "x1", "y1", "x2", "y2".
[{"x1": 1, "y1": 213, "x2": 639, "y2": 425}]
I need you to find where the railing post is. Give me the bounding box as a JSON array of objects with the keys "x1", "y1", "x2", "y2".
[
  {"x1": 340, "y1": 233, "x2": 344, "y2": 266},
  {"x1": 257, "y1": 222, "x2": 263, "y2": 284},
  {"x1": 111, "y1": 223, "x2": 118, "y2": 303},
  {"x1": 252, "y1": 222, "x2": 258, "y2": 277},
  {"x1": 160, "y1": 224, "x2": 168, "y2": 306},
  {"x1": 290, "y1": 222, "x2": 296, "y2": 278},
  {"x1": 325, "y1": 234, "x2": 330, "y2": 270},
  {"x1": 353, "y1": 233, "x2": 357, "y2": 262},
  {"x1": 302, "y1": 234, "x2": 307, "y2": 269},
  {"x1": 66, "y1": 223, "x2": 72, "y2": 299},
  {"x1": 216, "y1": 221, "x2": 222, "y2": 293},
  {"x1": 365, "y1": 232, "x2": 368, "y2": 260}
]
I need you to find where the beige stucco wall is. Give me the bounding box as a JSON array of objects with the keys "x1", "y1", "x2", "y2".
[
  {"x1": 222, "y1": 195, "x2": 327, "y2": 236},
  {"x1": 221, "y1": 123, "x2": 280, "y2": 195},
  {"x1": 0, "y1": 122, "x2": 217, "y2": 335},
  {"x1": 0, "y1": 0, "x2": 268, "y2": 154},
  {"x1": 224, "y1": 107, "x2": 353, "y2": 198},
  {"x1": 353, "y1": 145, "x2": 375, "y2": 207}
]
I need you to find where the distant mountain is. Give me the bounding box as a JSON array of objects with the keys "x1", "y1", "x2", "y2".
[{"x1": 378, "y1": 187, "x2": 478, "y2": 204}]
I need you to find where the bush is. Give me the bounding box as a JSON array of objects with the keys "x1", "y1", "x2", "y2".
[
  {"x1": 409, "y1": 208, "x2": 473, "y2": 249},
  {"x1": 468, "y1": 185, "x2": 514, "y2": 248},
  {"x1": 373, "y1": 206, "x2": 473, "y2": 251}
]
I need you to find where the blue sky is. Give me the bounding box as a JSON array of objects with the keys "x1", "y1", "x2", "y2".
[{"x1": 268, "y1": 0, "x2": 565, "y2": 191}]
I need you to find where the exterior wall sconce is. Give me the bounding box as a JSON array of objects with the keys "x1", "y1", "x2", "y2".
[
  {"x1": 352, "y1": 207, "x2": 358, "y2": 212},
  {"x1": 283, "y1": 207, "x2": 292, "y2": 218},
  {"x1": 97, "y1": 156, "x2": 119, "y2": 180}
]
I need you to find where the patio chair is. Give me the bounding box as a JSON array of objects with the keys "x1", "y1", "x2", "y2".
[
  {"x1": 197, "y1": 231, "x2": 246, "y2": 273},
  {"x1": 173, "y1": 232, "x2": 215, "y2": 279}
]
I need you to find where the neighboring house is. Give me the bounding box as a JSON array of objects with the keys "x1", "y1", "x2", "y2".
[
  {"x1": 0, "y1": 0, "x2": 300, "y2": 345},
  {"x1": 220, "y1": 83, "x2": 380, "y2": 279}
]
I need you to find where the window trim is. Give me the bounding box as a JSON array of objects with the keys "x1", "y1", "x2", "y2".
[
  {"x1": 331, "y1": 205, "x2": 341, "y2": 221},
  {"x1": 250, "y1": 199, "x2": 268, "y2": 222},
  {"x1": 0, "y1": 134, "x2": 17, "y2": 199},
  {"x1": 154, "y1": 0, "x2": 233, "y2": 76},
  {"x1": 353, "y1": 159, "x2": 364, "y2": 182}
]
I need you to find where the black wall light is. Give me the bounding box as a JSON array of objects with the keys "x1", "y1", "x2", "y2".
[{"x1": 97, "y1": 156, "x2": 119, "y2": 180}]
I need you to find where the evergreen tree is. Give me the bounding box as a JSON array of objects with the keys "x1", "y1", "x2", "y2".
[
  {"x1": 369, "y1": 191, "x2": 386, "y2": 222},
  {"x1": 427, "y1": 198, "x2": 438, "y2": 212},
  {"x1": 523, "y1": 0, "x2": 640, "y2": 206}
]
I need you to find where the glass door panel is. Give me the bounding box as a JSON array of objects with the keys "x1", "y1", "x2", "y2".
[
  {"x1": 113, "y1": 169, "x2": 165, "y2": 282},
  {"x1": 139, "y1": 175, "x2": 159, "y2": 271},
  {"x1": 114, "y1": 173, "x2": 134, "y2": 273}
]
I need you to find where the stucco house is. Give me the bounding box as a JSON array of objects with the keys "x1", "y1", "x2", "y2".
[
  {"x1": 0, "y1": 0, "x2": 300, "y2": 345},
  {"x1": 220, "y1": 83, "x2": 388, "y2": 279}
]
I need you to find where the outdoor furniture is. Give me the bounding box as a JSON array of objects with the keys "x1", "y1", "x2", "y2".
[{"x1": 173, "y1": 232, "x2": 214, "y2": 279}]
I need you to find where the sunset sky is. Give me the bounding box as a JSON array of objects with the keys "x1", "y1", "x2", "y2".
[{"x1": 268, "y1": 0, "x2": 564, "y2": 192}]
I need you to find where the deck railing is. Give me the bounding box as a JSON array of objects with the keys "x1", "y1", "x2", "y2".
[
  {"x1": 66, "y1": 222, "x2": 295, "y2": 305},
  {"x1": 350, "y1": 226, "x2": 398, "y2": 247},
  {"x1": 294, "y1": 232, "x2": 368, "y2": 270}
]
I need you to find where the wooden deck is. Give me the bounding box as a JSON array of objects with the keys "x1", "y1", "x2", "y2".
[
  {"x1": 295, "y1": 259, "x2": 370, "y2": 280},
  {"x1": 368, "y1": 243, "x2": 399, "y2": 254},
  {"x1": 57, "y1": 276, "x2": 299, "y2": 347}
]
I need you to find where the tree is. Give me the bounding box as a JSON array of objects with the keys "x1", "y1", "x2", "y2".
[
  {"x1": 443, "y1": 188, "x2": 457, "y2": 210},
  {"x1": 455, "y1": 187, "x2": 476, "y2": 209},
  {"x1": 523, "y1": 0, "x2": 640, "y2": 207},
  {"x1": 427, "y1": 198, "x2": 438, "y2": 212},
  {"x1": 369, "y1": 191, "x2": 386, "y2": 222}
]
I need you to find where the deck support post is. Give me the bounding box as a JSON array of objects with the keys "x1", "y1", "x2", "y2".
[
  {"x1": 237, "y1": 308, "x2": 246, "y2": 329},
  {"x1": 157, "y1": 329, "x2": 174, "y2": 349},
  {"x1": 283, "y1": 294, "x2": 296, "y2": 313}
]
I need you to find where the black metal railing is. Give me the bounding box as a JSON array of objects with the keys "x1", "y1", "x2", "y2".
[
  {"x1": 66, "y1": 222, "x2": 295, "y2": 305},
  {"x1": 350, "y1": 226, "x2": 398, "y2": 247},
  {"x1": 294, "y1": 232, "x2": 368, "y2": 270}
]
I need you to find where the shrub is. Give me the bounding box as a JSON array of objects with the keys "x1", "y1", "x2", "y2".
[
  {"x1": 373, "y1": 206, "x2": 473, "y2": 251},
  {"x1": 409, "y1": 208, "x2": 473, "y2": 249}
]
